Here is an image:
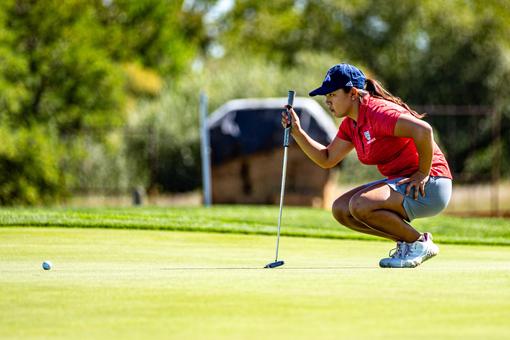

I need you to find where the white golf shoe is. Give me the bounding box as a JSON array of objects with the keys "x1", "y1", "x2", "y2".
[
  {"x1": 402, "y1": 232, "x2": 439, "y2": 267},
  {"x1": 379, "y1": 241, "x2": 406, "y2": 268},
  {"x1": 384, "y1": 232, "x2": 439, "y2": 268}
]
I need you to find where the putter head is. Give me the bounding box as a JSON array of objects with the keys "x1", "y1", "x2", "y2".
[{"x1": 264, "y1": 260, "x2": 284, "y2": 268}]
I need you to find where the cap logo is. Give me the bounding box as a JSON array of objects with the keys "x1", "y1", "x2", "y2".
[
  {"x1": 346, "y1": 80, "x2": 353, "y2": 87},
  {"x1": 324, "y1": 73, "x2": 331, "y2": 82}
]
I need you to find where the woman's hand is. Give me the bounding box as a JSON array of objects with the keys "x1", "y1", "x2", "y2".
[
  {"x1": 281, "y1": 105, "x2": 301, "y2": 133},
  {"x1": 397, "y1": 171, "x2": 429, "y2": 200}
]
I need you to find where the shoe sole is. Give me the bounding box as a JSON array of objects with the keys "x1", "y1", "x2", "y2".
[
  {"x1": 406, "y1": 246, "x2": 440, "y2": 268},
  {"x1": 379, "y1": 260, "x2": 390, "y2": 268},
  {"x1": 380, "y1": 242, "x2": 439, "y2": 268},
  {"x1": 385, "y1": 247, "x2": 439, "y2": 268}
]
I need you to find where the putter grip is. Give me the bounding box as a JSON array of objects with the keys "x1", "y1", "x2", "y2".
[
  {"x1": 286, "y1": 90, "x2": 295, "y2": 127},
  {"x1": 283, "y1": 90, "x2": 295, "y2": 147},
  {"x1": 287, "y1": 90, "x2": 295, "y2": 106}
]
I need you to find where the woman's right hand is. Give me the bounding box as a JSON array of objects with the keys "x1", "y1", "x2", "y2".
[{"x1": 281, "y1": 105, "x2": 301, "y2": 133}]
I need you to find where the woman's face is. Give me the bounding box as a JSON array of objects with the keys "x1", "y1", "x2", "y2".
[{"x1": 325, "y1": 88, "x2": 354, "y2": 118}]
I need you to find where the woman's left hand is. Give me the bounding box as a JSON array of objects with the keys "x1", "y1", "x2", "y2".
[{"x1": 397, "y1": 171, "x2": 429, "y2": 200}]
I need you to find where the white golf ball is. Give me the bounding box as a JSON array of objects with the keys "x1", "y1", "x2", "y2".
[{"x1": 42, "y1": 261, "x2": 52, "y2": 270}]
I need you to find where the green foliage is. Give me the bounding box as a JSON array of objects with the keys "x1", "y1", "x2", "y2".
[
  {"x1": 0, "y1": 0, "x2": 207, "y2": 204},
  {"x1": 94, "y1": 0, "x2": 206, "y2": 76},
  {"x1": 123, "y1": 62, "x2": 163, "y2": 97},
  {"x1": 336, "y1": 153, "x2": 381, "y2": 185},
  {"x1": 3, "y1": 0, "x2": 126, "y2": 130},
  {"x1": 219, "y1": 0, "x2": 510, "y2": 104},
  {"x1": 0, "y1": 124, "x2": 62, "y2": 205},
  {"x1": 215, "y1": 0, "x2": 510, "y2": 182},
  {"x1": 125, "y1": 82, "x2": 203, "y2": 192},
  {"x1": 60, "y1": 131, "x2": 134, "y2": 193},
  {"x1": 199, "y1": 51, "x2": 352, "y2": 110},
  {"x1": 463, "y1": 139, "x2": 509, "y2": 182}
]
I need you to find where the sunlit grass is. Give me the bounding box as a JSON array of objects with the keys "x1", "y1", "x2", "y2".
[
  {"x1": 1, "y1": 228, "x2": 509, "y2": 339},
  {"x1": 1, "y1": 206, "x2": 509, "y2": 245}
]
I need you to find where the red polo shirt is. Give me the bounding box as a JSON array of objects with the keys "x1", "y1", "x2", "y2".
[{"x1": 337, "y1": 95, "x2": 452, "y2": 179}]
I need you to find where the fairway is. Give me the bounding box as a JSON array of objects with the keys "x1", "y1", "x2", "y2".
[{"x1": 1, "y1": 227, "x2": 509, "y2": 339}]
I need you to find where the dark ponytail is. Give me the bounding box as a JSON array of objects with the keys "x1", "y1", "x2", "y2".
[{"x1": 364, "y1": 78, "x2": 425, "y2": 119}]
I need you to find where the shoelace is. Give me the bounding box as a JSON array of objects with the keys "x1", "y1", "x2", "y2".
[
  {"x1": 388, "y1": 242, "x2": 408, "y2": 259},
  {"x1": 403, "y1": 241, "x2": 425, "y2": 259}
]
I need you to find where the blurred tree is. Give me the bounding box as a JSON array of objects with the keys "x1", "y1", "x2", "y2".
[
  {"x1": 0, "y1": 123, "x2": 62, "y2": 205},
  {"x1": 94, "y1": 0, "x2": 209, "y2": 76},
  {"x1": 218, "y1": 0, "x2": 510, "y2": 104},
  {"x1": 1, "y1": 0, "x2": 125, "y2": 132},
  {"x1": 215, "y1": 0, "x2": 510, "y2": 180},
  {"x1": 0, "y1": 0, "x2": 209, "y2": 204}
]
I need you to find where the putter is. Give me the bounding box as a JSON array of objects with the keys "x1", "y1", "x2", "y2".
[{"x1": 265, "y1": 90, "x2": 295, "y2": 269}]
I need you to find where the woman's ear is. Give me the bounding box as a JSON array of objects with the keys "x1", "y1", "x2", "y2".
[{"x1": 351, "y1": 88, "x2": 358, "y2": 100}]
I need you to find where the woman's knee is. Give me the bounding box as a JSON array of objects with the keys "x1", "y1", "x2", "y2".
[
  {"x1": 331, "y1": 197, "x2": 352, "y2": 226},
  {"x1": 349, "y1": 193, "x2": 372, "y2": 221}
]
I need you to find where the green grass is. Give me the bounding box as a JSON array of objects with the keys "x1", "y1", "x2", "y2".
[
  {"x1": 1, "y1": 227, "x2": 509, "y2": 339},
  {"x1": 2, "y1": 206, "x2": 510, "y2": 338},
  {"x1": 1, "y1": 206, "x2": 510, "y2": 245}
]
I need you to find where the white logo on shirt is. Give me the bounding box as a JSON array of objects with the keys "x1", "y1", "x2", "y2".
[
  {"x1": 364, "y1": 130, "x2": 376, "y2": 144},
  {"x1": 364, "y1": 131, "x2": 371, "y2": 141}
]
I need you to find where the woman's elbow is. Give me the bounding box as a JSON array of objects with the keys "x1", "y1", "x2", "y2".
[
  {"x1": 320, "y1": 159, "x2": 338, "y2": 169},
  {"x1": 319, "y1": 150, "x2": 334, "y2": 169}
]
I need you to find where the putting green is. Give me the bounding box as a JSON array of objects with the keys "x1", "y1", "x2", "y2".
[{"x1": 1, "y1": 227, "x2": 509, "y2": 339}]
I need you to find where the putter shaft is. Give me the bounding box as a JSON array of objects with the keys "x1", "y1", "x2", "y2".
[
  {"x1": 266, "y1": 90, "x2": 295, "y2": 269},
  {"x1": 274, "y1": 143, "x2": 288, "y2": 262}
]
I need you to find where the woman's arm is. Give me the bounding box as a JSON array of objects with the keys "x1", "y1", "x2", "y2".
[
  {"x1": 393, "y1": 114, "x2": 434, "y2": 198},
  {"x1": 282, "y1": 108, "x2": 353, "y2": 169}
]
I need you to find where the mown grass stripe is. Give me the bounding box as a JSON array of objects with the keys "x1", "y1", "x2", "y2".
[{"x1": 1, "y1": 206, "x2": 509, "y2": 246}]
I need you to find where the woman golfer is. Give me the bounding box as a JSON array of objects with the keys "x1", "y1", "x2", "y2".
[{"x1": 282, "y1": 63, "x2": 452, "y2": 268}]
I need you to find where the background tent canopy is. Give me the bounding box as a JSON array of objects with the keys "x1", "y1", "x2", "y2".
[{"x1": 208, "y1": 97, "x2": 337, "y2": 165}]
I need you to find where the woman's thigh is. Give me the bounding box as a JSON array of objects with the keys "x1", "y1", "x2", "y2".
[
  {"x1": 332, "y1": 179, "x2": 387, "y2": 214},
  {"x1": 349, "y1": 183, "x2": 408, "y2": 221}
]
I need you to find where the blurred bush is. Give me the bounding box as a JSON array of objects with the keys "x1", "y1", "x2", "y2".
[
  {"x1": 123, "y1": 63, "x2": 163, "y2": 97},
  {"x1": 0, "y1": 123, "x2": 62, "y2": 205},
  {"x1": 61, "y1": 131, "x2": 133, "y2": 195},
  {"x1": 124, "y1": 89, "x2": 201, "y2": 193},
  {"x1": 0, "y1": 0, "x2": 208, "y2": 205}
]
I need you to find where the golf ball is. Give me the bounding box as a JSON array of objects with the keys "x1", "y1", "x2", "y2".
[{"x1": 42, "y1": 261, "x2": 52, "y2": 270}]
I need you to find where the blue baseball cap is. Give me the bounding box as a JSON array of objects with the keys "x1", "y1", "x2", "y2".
[{"x1": 309, "y1": 63, "x2": 366, "y2": 96}]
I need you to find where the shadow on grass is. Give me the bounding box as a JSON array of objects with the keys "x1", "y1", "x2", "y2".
[{"x1": 160, "y1": 266, "x2": 377, "y2": 270}]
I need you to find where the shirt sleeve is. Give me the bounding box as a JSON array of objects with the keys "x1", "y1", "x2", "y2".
[
  {"x1": 336, "y1": 118, "x2": 352, "y2": 142},
  {"x1": 372, "y1": 109, "x2": 403, "y2": 137}
]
